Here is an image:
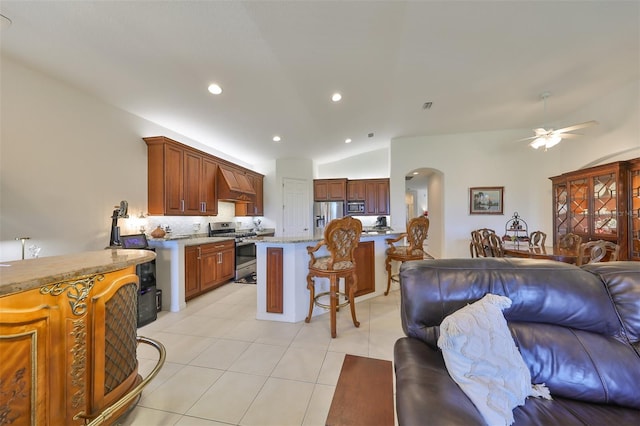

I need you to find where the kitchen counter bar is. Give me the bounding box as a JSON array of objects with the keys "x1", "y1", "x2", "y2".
[
  {"x1": 255, "y1": 232, "x2": 402, "y2": 323},
  {"x1": 0, "y1": 249, "x2": 155, "y2": 296}
]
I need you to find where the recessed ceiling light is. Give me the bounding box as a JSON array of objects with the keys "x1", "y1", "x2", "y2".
[
  {"x1": 413, "y1": 172, "x2": 419, "y2": 175},
  {"x1": 208, "y1": 83, "x2": 222, "y2": 95},
  {"x1": 331, "y1": 92, "x2": 342, "y2": 102},
  {"x1": 345, "y1": 138, "x2": 352, "y2": 144},
  {"x1": 272, "y1": 136, "x2": 281, "y2": 142}
]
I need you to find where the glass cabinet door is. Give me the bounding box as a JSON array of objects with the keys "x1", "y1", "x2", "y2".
[
  {"x1": 554, "y1": 183, "x2": 568, "y2": 237},
  {"x1": 569, "y1": 177, "x2": 589, "y2": 235},
  {"x1": 592, "y1": 172, "x2": 618, "y2": 238},
  {"x1": 632, "y1": 169, "x2": 640, "y2": 259}
]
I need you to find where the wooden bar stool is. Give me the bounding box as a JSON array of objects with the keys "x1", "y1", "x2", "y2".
[
  {"x1": 306, "y1": 216, "x2": 362, "y2": 338},
  {"x1": 384, "y1": 216, "x2": 431, "y2": 295}
]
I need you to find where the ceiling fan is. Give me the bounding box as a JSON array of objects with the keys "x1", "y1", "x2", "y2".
[{"x1": 518, "y1": 92, "x2": 598, "y2": 150}]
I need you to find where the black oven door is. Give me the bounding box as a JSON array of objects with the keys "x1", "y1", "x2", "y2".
[{"x1": 235, "y1": 241, "x2": 257, "y2": 281}]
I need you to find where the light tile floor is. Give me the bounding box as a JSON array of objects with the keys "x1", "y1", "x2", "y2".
[{"x1": 120, "y1": 283, "x2": 403, "y2": 426}]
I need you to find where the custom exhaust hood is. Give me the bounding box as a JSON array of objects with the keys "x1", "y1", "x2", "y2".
[{"x1": 218, "y1": 166, "x2": 256, "y2": 203}]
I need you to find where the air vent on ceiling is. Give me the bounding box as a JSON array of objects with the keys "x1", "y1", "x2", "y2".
[
  {"x1": 422, "y1": 102, "x2": 433, "y2": 110},
  {"x1": 368, "y1": 132, "x2": 374, "y2": 138}
]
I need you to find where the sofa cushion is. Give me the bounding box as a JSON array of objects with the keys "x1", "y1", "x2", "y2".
[
  {"x1": 582, "y1": 262, "x2": 640, "y2": 351},
  {"x1": 511, "y1": 322, "x2": 640, "y2": 408},
  {"x1": 437, "y1": 294, "x2": 550, "y2": 425},
  {"x1": 395, "y1": 337, "x2": 640, "y2": 426}
]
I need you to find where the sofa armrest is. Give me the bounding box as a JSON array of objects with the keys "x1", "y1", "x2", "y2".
[{"x1": 394, "y1": 337, "x2": 483, "y2": 425}]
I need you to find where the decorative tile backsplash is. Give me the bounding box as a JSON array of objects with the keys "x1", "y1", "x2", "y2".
[{"x1": 120, "y1": 201, "x2": 260, "y2": 237}]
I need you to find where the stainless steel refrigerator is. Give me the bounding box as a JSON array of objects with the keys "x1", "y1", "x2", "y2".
[{"x1": 314, "y1": 201, "x2": 344, "y2": 233}]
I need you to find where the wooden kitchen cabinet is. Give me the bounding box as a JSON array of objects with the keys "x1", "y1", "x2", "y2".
[
  {"x1": 185, "y1": 240, "x2": 235, "y2": 300},
  {"x1": 235, "y1": 173, "x2": 264, "y2": 216},
  {"x1": 144, "y1": 136, "x2": 218, "y2": 216},
  {"x1": 365, "y1": 179, "x2": 390, "y2": 215},
  {"x1": 201, "y1": 157, "x2": 219, "y2": 215},
  {"x1": 344, "y1": 178, "x2": 390, "y2": 215},
  {"x1": 250, "y1": 174, "x2": 264, "y2": 216},
  {"x1": 347, "y1": 180, "x2": 366, "y2": 201},
  {"x1": 314, "y1": 179, "x2": 347, "y2": 201},
  {"x1": 550, "y1": 160, "x2": 631, "y2": 259}
]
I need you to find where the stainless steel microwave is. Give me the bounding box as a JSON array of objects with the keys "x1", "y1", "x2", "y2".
[{"x1": 347, "y1": 201, "x2": 365, "y2": 214}]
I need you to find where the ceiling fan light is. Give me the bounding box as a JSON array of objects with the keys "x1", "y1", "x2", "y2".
[
  {"x1": 546, "y1": 134, "x2": 562, "y2": 148},
  {"x1": 530, "y1": 137, "x2": 546, "y2": 149}
]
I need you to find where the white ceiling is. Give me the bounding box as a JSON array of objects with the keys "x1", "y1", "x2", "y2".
[{"x1": 1, "y1": 1, "x2": 638, "y2": 166}]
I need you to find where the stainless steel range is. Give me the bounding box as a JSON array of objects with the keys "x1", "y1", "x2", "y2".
[{"x1": 208, "y1": 222, "x2": 257, "y2": 281}]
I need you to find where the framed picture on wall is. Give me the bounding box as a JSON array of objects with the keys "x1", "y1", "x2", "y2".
[{"x1": 469, "y1": 186, "x2": 504, "y2": 215}]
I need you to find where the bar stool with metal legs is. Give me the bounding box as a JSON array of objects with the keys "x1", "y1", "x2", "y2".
[
  {"x1": 306, "y1": 216, "x2": 362, "y2": 338},
  {"x1": 385, "y1": 216, "x2": 431, "y2": 295}
]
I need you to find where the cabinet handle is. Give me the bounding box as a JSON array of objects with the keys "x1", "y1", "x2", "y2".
[
  {"x1": 218, "y1": 253, "x2": 222, "y2": 263},
  {"x1": 201, "y1": 202, "x2": 206, "y2": 212},
  {"x1": 197, "y1": 247, "x2": 201, "y2": 260},
  {"x1": 181, "y1": 200, "x2": 185, "y2": 212}
]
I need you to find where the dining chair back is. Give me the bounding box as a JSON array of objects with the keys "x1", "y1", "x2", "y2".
[
  {"x1": 486, "y1": 232, "x2": 505, "y2": 257},
  {"x1": 577, "y1": 240, "x2": 621, "y2": 266},
  {"x1": 529, "y1": 231, "x2": 547, "y2": 247},
  {"x1": 470, "y1": 228, "x2": 495, "y2": 258},
  {"x1": 559, "y1": 233, "x2": 582, "y2": 250},
  {"x1": 385, "y1": 216, "x2": 431, "y2": 295}
]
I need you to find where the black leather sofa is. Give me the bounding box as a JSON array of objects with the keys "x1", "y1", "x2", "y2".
[{"x1": 394, "y1": 258, "x2": 640, "y2": 425}]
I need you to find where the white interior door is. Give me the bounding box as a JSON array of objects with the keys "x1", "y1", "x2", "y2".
[{"x1": 282, "y1": 178, "x2": 311, "y2": 237}]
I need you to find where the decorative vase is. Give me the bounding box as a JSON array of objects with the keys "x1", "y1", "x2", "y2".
[{"x1": 150, "y1": 225, "x2": 166, "y2": 238}]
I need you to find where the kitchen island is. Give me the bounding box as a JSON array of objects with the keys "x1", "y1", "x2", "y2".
[
  {"x1": 255, "y1": 231, "x2": 402, "y2": 323},
  {"x1": 148, "y1": 235, "x2": 235, "y2": 311},
  {"x1": 0, "y1": 249, "x2": 156, "y2": 425}
]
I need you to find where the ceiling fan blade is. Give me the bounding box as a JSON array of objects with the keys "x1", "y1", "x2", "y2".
[
  {"x1": 516, "y1": 135, "x2": 538, "y2": 142},
  {"x1": 557, "y1": 133, "x2": 582, "y2": 139},
  {"x1": 533, "y1": 128, "x2": 549, "y2": 136},
  {"x1": 554, "y1": 120, "x2": 598, "y2": 134}
]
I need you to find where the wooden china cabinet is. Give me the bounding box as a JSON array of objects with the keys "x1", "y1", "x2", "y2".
[
  {"x1": 550, "y1": 159, "x2": 634, "y2": 260},
  {"x1": 630, "y1": 158, "x2": 640, "y2": 260}
]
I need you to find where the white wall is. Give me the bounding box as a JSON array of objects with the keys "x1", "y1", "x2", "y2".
[
  {"x1": 0, "y1": 56, "x2": 264, "y2": 261},
  {"x1": 316, "y1": 148, "x2": 389, "y2": 178},
  {"x1": 391, "y1": 79, "x2": 640, "y2": 258}
]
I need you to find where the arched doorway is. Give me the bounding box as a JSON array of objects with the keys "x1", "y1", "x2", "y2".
[{"x1": 404, "y1": 167, "x2": 444, "y2": 258}]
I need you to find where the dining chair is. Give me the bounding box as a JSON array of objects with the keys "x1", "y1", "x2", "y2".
[
  {"x1": 470, "y1": 228, "x2": 495, "y2": 258},
  {"x1": 385, "y1": 216, "x2": 431, "y2": 295},
  {"x1": 576, "y1": 240, "x2": 621, "y2": 266},
  {"x1": 558, "y1": 233, "x2": 582, "y2": 250},
  {"x1": 529, "y1": 231, "x2": 547, "y2": 247},
  {"x1": 486, "y1": 232, "x2": 505, "y2": 257},
  {"x1": 306, "y1": 216, "x2": 362, "y2": 338}
]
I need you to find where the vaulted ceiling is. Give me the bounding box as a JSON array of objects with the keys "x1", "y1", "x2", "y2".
[{"x1": 1, "y1": 1, "x2": 638, "y2": 165}]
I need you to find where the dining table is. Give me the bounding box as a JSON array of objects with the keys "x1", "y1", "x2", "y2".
[{"x1": 502, "y1": 242, "x2": 584, "y2": 264}]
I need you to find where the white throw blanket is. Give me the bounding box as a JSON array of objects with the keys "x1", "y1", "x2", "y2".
[{"x1": 437, "y1": 294, "x2": 552, "y2": 426}]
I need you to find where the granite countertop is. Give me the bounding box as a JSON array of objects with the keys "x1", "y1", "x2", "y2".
[
  {"x1": 148, "y1": 235, "x2": 235, "y2": 246},
  {"x1": 147, "y1": 228, "x2": 276, "y2": 246},
  {"x1": 0, "y1": 249, "x2": 156, "y2": 297}
]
